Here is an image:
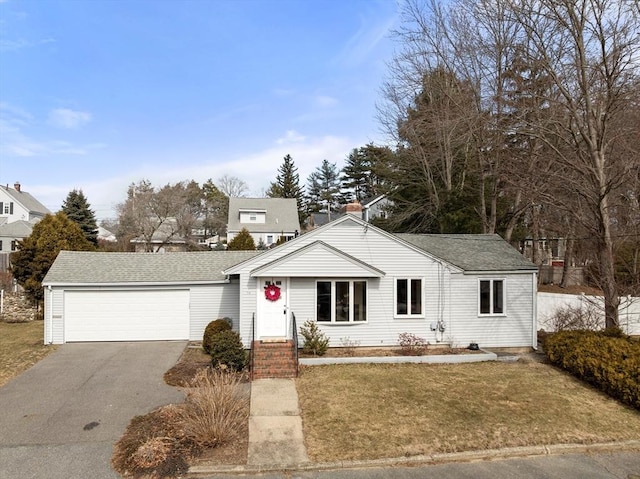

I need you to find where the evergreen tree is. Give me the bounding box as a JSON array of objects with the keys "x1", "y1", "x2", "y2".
[
  {"x1": 267, "y1": 154, "x2": 305, "y2": 224},
  {"x1": 340, "y1": 144, "x2": 382, "y2": 202},
  {"x1": 61, "y1": 189, "x2": 99, "y2": 245},
  {"x1": 306, "y1": 159, "x2": 343, "y2": 217},
  {"x1": 227, "y1": 227, "x2": 255, "y2": 250},
  {"x1": 11, "y1": 212, "x2": 95, "y2": 302}
]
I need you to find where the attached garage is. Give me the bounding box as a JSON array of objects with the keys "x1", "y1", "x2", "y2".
[
  {"x1": 63, "y1": 289, "x2": 189, "y2": 342},
  {"x1": 43, "y1": 250, "x2": 260, "y2": 344}
]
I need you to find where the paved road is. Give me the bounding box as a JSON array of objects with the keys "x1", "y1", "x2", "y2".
[
  {"x1": 201, "y1": 452, "x2": 640, "y2": 479},
  {"x1": 0, "y1": 341, "x2": 186, "y2": 479}
]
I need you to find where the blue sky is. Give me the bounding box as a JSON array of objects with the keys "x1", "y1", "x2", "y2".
[{"x1": 0, "y1": 0, "x2": 399, "y2": 220}]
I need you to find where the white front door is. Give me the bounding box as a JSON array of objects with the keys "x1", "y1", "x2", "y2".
[{"x1": 257, "y1": 277, "x2": 288, "y2": 338}]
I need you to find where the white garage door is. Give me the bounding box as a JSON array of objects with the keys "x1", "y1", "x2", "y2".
[{"x1": 64, "y1": 290, "x2": 190, "y2": 342}]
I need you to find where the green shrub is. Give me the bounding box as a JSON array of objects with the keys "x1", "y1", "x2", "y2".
[
  {"x1": 202, "y1": 319, "x2": 232, "y2": 355},
  {"x1": 209, "y1": 330, "x2": 247, "y2": 372},
  {"x1": 299, "y1": 320, "x2": 329, "y2": 356},
  {"x1": 544, "y1": 330, "x2": 640, "y2": 409}
]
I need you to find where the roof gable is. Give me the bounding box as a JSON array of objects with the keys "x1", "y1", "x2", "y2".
[
  {"x1": 0, "y1": 186, "x2": 50, "y2": 216},
  {"x1": 250, "y1": 241, "x2": 385, "y2": 278},
  {"x1": 227, "y1": 197, "x2": 300, "y2": 233}
]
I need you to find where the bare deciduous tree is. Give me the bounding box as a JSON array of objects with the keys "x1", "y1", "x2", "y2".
[{"x1": 217, "y1": 174, "x2": 248, "y2": 198}]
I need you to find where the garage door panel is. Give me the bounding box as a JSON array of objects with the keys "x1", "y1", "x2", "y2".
[{"x1": 64, "y1": 290, "x2": 189, "y2": 342}]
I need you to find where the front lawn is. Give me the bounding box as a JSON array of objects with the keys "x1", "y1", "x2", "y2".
[
  {"x1": 297, "y1": 360, "x2": 640, "y2": 462},
  {"x1": 0, "y1": 320, "x2": 56, "y2": 387}
]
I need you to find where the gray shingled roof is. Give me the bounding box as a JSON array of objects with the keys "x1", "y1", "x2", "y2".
[
  {"x1": 1, "y1": 187, "x2": 51, "y2": 216},
  {"x1": 397, "y1": 234, "x2": 537, "y2": 272},
  {"x1": 0, "y1": 220, "x2": 33, "y2": 237},
  {"x1": 227, "y1": 198, "x2": 300, "y2": 233},
  {"x1": 43, "y1": 250, "x2": 262, "y2": 285}
]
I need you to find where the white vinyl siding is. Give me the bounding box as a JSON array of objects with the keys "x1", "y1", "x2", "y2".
[
  {"x1": 63, "y1": 289, "x2": 189, "y2": 342},
  {"x1": 449, "y1": 274, "x2": 533, "y2": 348},
  {"x1": 189, "y1": 282, "x2": 240, "y2": 340}
]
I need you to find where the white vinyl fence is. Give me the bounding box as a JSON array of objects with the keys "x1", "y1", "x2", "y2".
[{"x1": 537, "y1": 292, "x2": 640, "y2": 335}]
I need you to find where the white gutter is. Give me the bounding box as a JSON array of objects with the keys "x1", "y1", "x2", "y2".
[{"x1": 41, "y1": 279, "x2": 231, "y2": 288}]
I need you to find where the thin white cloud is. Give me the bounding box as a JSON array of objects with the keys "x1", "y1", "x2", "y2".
[
  {"x1": 48, "y1": 108, "x2": 92, "y2": 129},
  {"x1": 276, "y1": 130, "x2": 306, "y2": 145},
  {"x1": 0, "y1": 37, "x2": 55, "y2": 52},
  {"x1": 334, "y1": 8, "x2": 397, "y2": 67},
  {"x1": 314, "y1": 95, "x2": 339, "y2": 108}
]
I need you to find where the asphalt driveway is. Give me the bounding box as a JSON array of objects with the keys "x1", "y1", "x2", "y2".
[{"x1": 0, "y1": 341, "x2": 187, "y2": 479}]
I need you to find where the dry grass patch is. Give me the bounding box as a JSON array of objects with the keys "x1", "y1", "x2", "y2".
[
  {"x1": 297, "y1": 361, "x2": 640, "y2": 462},
  {"x1": 0, "y1": 320, "x2": 56, "y2": 387},
  {"x1": 164, "y1": 347, "x2": 211, "y2": 387}
]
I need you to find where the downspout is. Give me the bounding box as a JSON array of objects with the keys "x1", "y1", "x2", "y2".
[
  {"x1": 47, "y1": 285, "x2": 53, "y2": 345},
  {"x1": 532, "y1": 272, "x2": 538, "y2": 350}
]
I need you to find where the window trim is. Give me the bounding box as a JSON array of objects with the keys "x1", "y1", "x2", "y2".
[
  {"x1": 478, "y1": 278, "x2": 507, "y2": 316},
  {"x1": 315, "y1": 279, "x2": 368, "y2": 323},
  {"x1": 393, "y1": 277, "x2": 425, "y2": 319}
]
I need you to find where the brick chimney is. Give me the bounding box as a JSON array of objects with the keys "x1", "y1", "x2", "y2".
[
  {"x1": 14, "y1": 182, "x2": 21, "y2": 192},
  {"x1": 344, "y1": 200, "x2": 363, "y2": 215}
]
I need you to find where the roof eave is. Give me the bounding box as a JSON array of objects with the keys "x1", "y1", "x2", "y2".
[{"x1": 42, "y1": 279, "x2": 230, "y2": 287}]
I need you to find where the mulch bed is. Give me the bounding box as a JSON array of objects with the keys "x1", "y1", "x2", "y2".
[{"x1": 300, "y1": 346, "x2": 482, "y2": 358}]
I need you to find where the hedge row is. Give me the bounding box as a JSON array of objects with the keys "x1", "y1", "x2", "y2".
[{"x1": 544, "y1": 330, "x2": 640, "y2": 409}]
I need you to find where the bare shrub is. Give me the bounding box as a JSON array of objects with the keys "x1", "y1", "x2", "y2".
[
  {"x1": 398, "y1": 332, "x2": 429, "y2": 355},
  {"x1": 177, "y1": 367, "x2": 249, "y2": 448},
  {"x1": 111, "y1": 404, "x2": 195, "y2": 478},
  {"x1": 547, "y1": 303, "x2": 603, "y2": 332},
  {"x1": 131, "y1": 436, "x2": 172, "y2": 469},
  {"x1": 339, "y1": 337, "x2": 360, "y2": 356}
]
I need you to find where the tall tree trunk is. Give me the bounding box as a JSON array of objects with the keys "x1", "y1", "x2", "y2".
[
  {"x1": 560, "y1": 237, "x2": 574, "y2": 288},
  {"x1": 599, "y1": 194, "x2": 620, "y2": 329}
]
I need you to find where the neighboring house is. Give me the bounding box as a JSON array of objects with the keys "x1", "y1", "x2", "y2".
[
  {"x1": 361, "y1": 194, "x2": 391, "y2": 223},
  {"x1": 130, "y1": 218, "x2": 188, "y2": 253},
  {"x1": 0, "y1": 183, "x2": 51, "y2": 272},
  {"x1": 97, "y1": 226, "x2": 117, "y2": 243},
  {"x1": 0, "y1": 182, "x2": 51, "y2": 223},
  {"x1": 43, "y1": 214, "x2": 538, "y2": 351},
  {"x1": 305, "y1": 212, "x2": 344, "y2": 230},
  {"x1": 227, "y1": 198, "x2": 300, "y2": 247},
  {"x1": 0, "y1": 220, "x2": 33, "y2": 253}
]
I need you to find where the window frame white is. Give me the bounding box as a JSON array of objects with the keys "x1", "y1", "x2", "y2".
[
  {"x1": 315, "y1": 279, "x2": 368, "y2": 323},
  {"x1": 478, "y1": 278, "x2": 507, "y2": 316},
  {"x1": 393, "y1": 277, "x2": 425, "y2": 319}
]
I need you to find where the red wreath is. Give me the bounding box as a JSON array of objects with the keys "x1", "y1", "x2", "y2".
[{"x1": 264, "y1": 284, "x2": 281, "y2": 302}]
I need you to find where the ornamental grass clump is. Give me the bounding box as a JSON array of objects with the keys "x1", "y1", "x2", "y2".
[
  {"x1": 177, "y1": 367, "x2": 250, "y2": 448},
  {"x1": 544, "y1": 330, "x2": 640, "y2": 409}
]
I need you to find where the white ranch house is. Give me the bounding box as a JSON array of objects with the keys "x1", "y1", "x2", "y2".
[{"x1": 43, "y1": 215, "x2": 538, "y2": 354}]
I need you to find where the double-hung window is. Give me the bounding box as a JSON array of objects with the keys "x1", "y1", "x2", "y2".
[
  {"x1": 316, "y1": 280, "x2": 367, "y2": 323},
  {"x1": 395, "y1": 278, "x2": 423, "y2": 317},
  {"x1": 479, "y1": 279, "x2": 505, "y2": 315}
]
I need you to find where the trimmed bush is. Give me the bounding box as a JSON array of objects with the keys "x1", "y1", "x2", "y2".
[
  {"x1": 544, "y1": 330, "x2": 640, "y2": 409},
  {"x1": 202, "y1": 319, "x2": 232, "y2": 355},
  {"x1": 300, "y1": 320, "x2": 329, "y2": 356},
  {"x1": 209, "y1": 330, "x2": 247, "y2": 371}
]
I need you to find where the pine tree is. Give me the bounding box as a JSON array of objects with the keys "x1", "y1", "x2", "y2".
[
  {"x1": 11, "y1": 212, "x2": 95, "y2": 302},
  {"x1": 341, "y1": 146, "x2": 377, "y2": 202},
  {"x1": 61, "y1": 189, "x2": 99, "y2": 245},
  {"x1": 267, "y1": 154, "x2": 305, "y2": 224},
  {"x1": 306, "y1": 159, "x2": 343, "y2": 217},
  {"x1": 227, "y1": 227, "x2": 255, "y2": 250}
]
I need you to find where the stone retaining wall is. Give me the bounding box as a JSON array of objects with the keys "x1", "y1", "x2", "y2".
[{"x1": 0, "y1": 292, "x2": 39, "y2": 322}]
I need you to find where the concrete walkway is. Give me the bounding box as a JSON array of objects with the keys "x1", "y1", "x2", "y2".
[{"x1": 247, "y1": 379, "x2": 309, "y2": 467}]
